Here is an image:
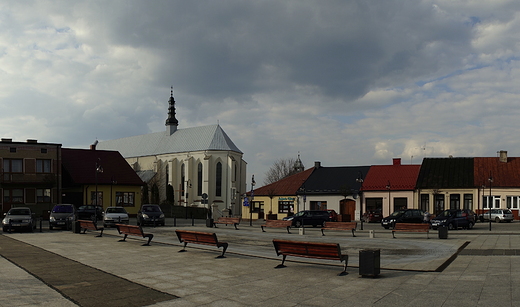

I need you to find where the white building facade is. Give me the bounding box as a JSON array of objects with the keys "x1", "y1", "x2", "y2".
[{"x1": 98, "y1": 91, "x2": 247, "y2": 216}]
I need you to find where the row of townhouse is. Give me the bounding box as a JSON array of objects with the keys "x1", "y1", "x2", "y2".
[
  {"x1": 243, "y1": 151, "x2": 520, "y2": 222},
  {"x1": 0, "y1": 138, "x2": 144, "y2": 217}
]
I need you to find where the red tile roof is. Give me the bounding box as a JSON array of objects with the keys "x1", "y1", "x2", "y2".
[
  {"x1": 62, "y1": 148, "x2": 144, "y2": 186},
  {"x1": 362, "y1": 164, "x2": 421, "y2": 191},
  {"x1": 250, "y1": 168, "x2": 315, "y2": 196},
  {"x1": 474, "y1": 157, "x2": 520, "y2": 187}
]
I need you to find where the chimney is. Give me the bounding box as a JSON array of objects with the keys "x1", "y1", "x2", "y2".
[
  {"x1": 393, "y1": 158, "x2": 401, "y2": 166},
  {"x1": 26, "y1": 139, "x2": 37, "y2": 143},
  {"x1": 1, "y1": 138, "x2": 12, "y2": 143},
  {"x1": 90, "y1": 140, "x2": 98, "y2": 150},
  {"x1": 499, "y1": 150, "x2": 508, "y2": 163},
  {"x1": 314, "y1": 161, "x2": 321, "y2": 168}
]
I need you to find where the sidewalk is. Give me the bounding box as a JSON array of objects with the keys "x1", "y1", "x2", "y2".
[{"x1": 1, "y1": 220, "x2": 519, "y2": 306}]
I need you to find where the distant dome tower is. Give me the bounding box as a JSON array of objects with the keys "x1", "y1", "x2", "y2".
[
  {"x1": 166, "y1": 86, "x2": 179, "y2": 135},
  {"x1": 293, "y1": 153, "x2": 304, "y2": 173}
]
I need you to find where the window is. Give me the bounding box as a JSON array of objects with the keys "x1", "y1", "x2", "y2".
[
  {"x1": 197, "y1": 163, "x2": 203, "y2": 196},
  {"x1": 464, "y1": 194, "x2": 473, "y2": 210},
  {"x1": 9, "y1": 147, "x2": 16, "y2": 153},
  {"x1": 41, "y1": 148, "x2": 47, "y2": 154},
  {"x1": 36, "y1": 189, "x2": 51, "y2": 203},
  {"x1": 394, "y1": 198, "x2": 407, "y2": 212},
  {"x1": 507, "y1": 196, "x2": 520, "y2": 209},
  {"x1": 420, "y1": 194, "x2": 429, "y2": 212},
  {"x1": 4, "y1": 159, "x2": 23, "y2": 173},
  {"x1": 36, "y1": 159, "x2": 51, "y2": 173},
  {"x1": 90, "y1": 191, "x2": 103, "y2": 206},
  {"x1": 116, "y1": 192, "x2": 135, "y2": 207},
  {"x1": 181, "y1": 164, "x2": 185, "y2": 196},
  {"x1": 251, "y1": 201, "x2": 263, "y2": 213},
  {"x1": 4, "y1": 189, "x2": 23, "y2": 203},
  {"x1": 434, "y1": 194, "x2": 444, "y2": 215},
  {"x1": 449, "y1": 194, "x2": 460, "y2": 210},
  {"x1": 216, "y1": 162, "x2": 222, "y2": 197},
  {"x1": 483, "y1": 196, "x2": 500, "y2": 209},
  {"x1": 310, "y1": 201, "x2": 327, "y2": 210},
  {"x1": 278, "y1": 201, "x2": 294, "y2": 213}
]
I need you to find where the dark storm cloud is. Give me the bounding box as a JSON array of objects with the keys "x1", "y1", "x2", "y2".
[{"x1": 87, "y1": 0, "x2": 475, "y2": 103}]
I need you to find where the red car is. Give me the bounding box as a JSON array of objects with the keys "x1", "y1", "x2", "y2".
[
  {"x1": 363, "y1": 209, "x2": 382, "y2": 223},
  {"x1": 327, "y1": 209, "x2": 338, "y2": 222}
]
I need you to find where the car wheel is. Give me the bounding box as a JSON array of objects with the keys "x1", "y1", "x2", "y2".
[
  {"x1": 49, "y1": 225, "x2": 53, "y2": 230},
  {"x1": 295, "y1": 221, "x2": 302, "y2": 228},
  {"x1": 448, "y1": 223, "x2": 456, "y2": 230},
  {"x1": 2, "y1": 226, "x2": 7, "y2": 232},
  {"x1": 495, "y1": 217, "x2": 501, "y2": 223},
  {"x1": 161, "y1": 222, "x2": 165, "y2": 226}
]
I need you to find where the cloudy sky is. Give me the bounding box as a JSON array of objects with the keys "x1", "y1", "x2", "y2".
[{"x1": 2, "y1": 0, "x2": 520, "y2": 185}]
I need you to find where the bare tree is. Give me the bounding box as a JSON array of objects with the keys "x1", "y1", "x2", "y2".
[{"x1": 264, "y1": 157, "x2": 303, "y2": 185}]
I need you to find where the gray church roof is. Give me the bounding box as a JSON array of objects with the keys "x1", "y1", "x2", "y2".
[{"x1": 97, "y1": 124, "x2": 243, "y2": 158}]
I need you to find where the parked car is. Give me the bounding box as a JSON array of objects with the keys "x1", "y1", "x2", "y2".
[
  {"x1": 381, "y1": 209, "x2": 425, "y2": 229},
  {"x1": 103, "y1": 207, "x2": 129, "y2": 227},
  {"x1": 363, "y1": 209, "x2": 383, "y2": 223},
  {"x1": 2, "y1": 207, "x2": 36, "y2": 232},
  {"x1": 479, "y1": 209, "x2": 514, "y2": 223},
  {"x1": 49, "y1": 204, "x2": 76, "y2": 230},
  {"x1": 137, "y1": 204, "x2": 165, "y2": 226},
  {"x1": 327, "y1": 209, "x2": 338, "y2": 222},
  {"x1": 282, "y1": 210, "x2": 331, "y2": 227},
  {"x1": 77, "y1": 205, "x2": 103, "y2": 221},
  {"x1": 431, "y1": 209, "x2": 476, "y2": 230}
]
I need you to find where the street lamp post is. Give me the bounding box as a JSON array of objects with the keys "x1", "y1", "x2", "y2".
[
  {"x1": 356, "y1": 171, "x2": 364, "y2": 230},
  {"x1": 95, "y1": 159, "x2": 103, "y2": 222},
  {"x1": 489, "y1": 174, "x2": 493, "y2": 231},
  {"x1": 386, "y1": 181, "x2": 391, "y2": 213},
  {"x1": 249, "y1": 175, "x2": 255, "y2": 226}
]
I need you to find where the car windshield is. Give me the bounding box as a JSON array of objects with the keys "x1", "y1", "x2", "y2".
[
  {"x1": 504, "y1": 209, "x2": 512, "y2": 214},
  {"x1": 106, "y1": 208, "x2": 127, "y2": 214},
  {"x1": 143, "y1": 206, "x2": 160, "y2": 212},
  {"x1": 52, "y1": 205, "x2": 73, "y2": 213},
  {"x1": 389, "y1": 210, "x2": 405, "y2": 217},
  {"x1": 9, "y1": 208, "x2": 30, "y2": 215},
  {"x1": 293, "y1": 211, "x2": 305, "y2": 217},
  {"x1": 437, "y1": 210, "x2": 454, "y2": 217}
]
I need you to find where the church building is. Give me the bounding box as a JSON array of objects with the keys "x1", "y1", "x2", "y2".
[{"x1": 97, "y1": 89, "x2": 247, "y2": 217}]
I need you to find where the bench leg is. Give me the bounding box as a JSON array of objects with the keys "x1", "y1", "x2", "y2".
[
  {"x1": 321, "y1": 229, "x2": 325, "y2": 236},
  {"x1": 351, "y1": 229, "x2": 356, "y2": 237},
  {"x1": 261, "y1": 226, "x2": 266, "y2": 232},
  {"x1": 275, "y1": 255, "x2": 287, "y2": 268},
  {"x1": 179, "y1": 242, "x2": 188, "y2": 252},
  {"x1": 217, "y1": 242, "x2": 228, "y2": 258},
  {"x1": 143, "y1": 234, "x2": 154, "y2": 246},
  {"x1": 118, "y1": 234, "x2": 128, "y2": 242},
  {"x1": 97, "y1": 229, "x2": 103, "y2": 237},
  {"x1": 234, "y1": 223, "x2": 239, "y2": 230},
  {"x1": 286, "y1": 226, "x2": 291, "y2": 234},
  {"x1": 338, "y1": 255, "x2": 349, "y2": 276},
  {"x1": 392, "y1": 231, "x2": 396, "y2": 239},
  {"x1": 81, "y1": 228, "x2": 87, "y2": 234}
]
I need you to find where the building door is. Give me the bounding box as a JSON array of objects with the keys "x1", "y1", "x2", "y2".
[{"x1": 339, "y1": 199, "x2": 356, "y2": 221}]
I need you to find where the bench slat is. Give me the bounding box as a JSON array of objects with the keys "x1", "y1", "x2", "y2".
[
  {"x1": 272, "y1": 239, "x2": 348, "y2": 275},
  {"x1": 261, "y1": 220, "x2": 292, "y2": 234},
  {"x1": 175, "y1": 230, "x2": 228, "y2": 258},
  {"x1": 116, "y1": 224, "x2": 154, "y2": 246},
  {"x1": 213, "y1": 217, "x2": 241, "y2": 230},
  {"x1": 321, "y1": 222, "x2": 357, "y2": 237},
  {"x1": 392, "y1": 223, "x2": 430, "y2": 239},
  {"x1": 78, "y1": 220, "x2": 104, "y2": 237}
]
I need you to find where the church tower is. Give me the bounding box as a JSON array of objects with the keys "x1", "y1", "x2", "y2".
[{"x1": 165, "y1": 87, "x2": 179, "y2": 135}]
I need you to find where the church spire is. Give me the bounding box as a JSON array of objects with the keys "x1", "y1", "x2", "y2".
[{"x1": 166, "y1": 86, "x2": 178, "y2": 135}]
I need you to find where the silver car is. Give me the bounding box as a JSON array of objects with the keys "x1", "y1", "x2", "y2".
[
  {"x1": 2, "y1": 207, "x2": 36, "y2": 232},
  {"x1": 479, "y1": 209, "x2": 514, "y2": 223},
  {"x1": 103, "y1": 207, "x2": 129, "y2": 227}
]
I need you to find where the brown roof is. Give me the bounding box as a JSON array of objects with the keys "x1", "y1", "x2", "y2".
[
  {"x1": 251, "y1": 168, "x2": 315, "y2": 196},
  {"x1": 62, "y1": 148, "x2": 144, "y2": 186},
  {"x1": 363, "y1": 163, "x2": 421, "y2": 191},
  {"x1": 474, "y1": 157, "x2": 520, "y2": 187}
]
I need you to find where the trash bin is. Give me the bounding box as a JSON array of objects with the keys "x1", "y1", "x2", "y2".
[
  {"x1": 206, "y1": 218, "x2": 214, "y2": 228},
  {"x1": 359, "y1": 249, "x2": 380, "y2": 277},
  {"x1": 438, "y1": 226, "x2": 448, "y2": 239}
]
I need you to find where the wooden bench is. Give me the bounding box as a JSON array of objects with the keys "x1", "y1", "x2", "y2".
[
  {"x1": 321, "y1": 221, "x2": 357, "y2": 237},
  {"x1": 261, "y1": 220, "x2": 292, "y2": 234},
  {"x1": 272, "y1": 239, "x2": 348, "y2": 276},
  {"x1": 213, "y1": 217, "x2": 241, "y2": 230},
  {"x1": 78, "y1": 220, "x2": 104, "y2": 237},
  {"x1": 392, "y1": 223, "x2": 430, "y2": 239},
  {"x1": 116, "y1": 224, "x2": 154, "y2": 246},
  {"x1": 175, "y1": 230, "x2": 229, "y2": 258}
]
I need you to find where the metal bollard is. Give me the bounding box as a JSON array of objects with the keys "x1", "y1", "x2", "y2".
[
  {"x1": 173, "y1": 215, "x2": 177, "y2": 227},
  {"x1": 39, "y1": 217, "x2": 43, "y2": 233},
  {"x1": 191, "y1": 214, "x2": 194, "y2": 226}
]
